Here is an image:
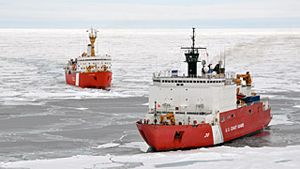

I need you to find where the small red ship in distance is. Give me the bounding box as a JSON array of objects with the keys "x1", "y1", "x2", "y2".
[
  {"x1": 64, "y1": 28, "x2": 112, "y2": 89},
  {"x1": 136, "y1": 28, "x2": 272, "y2": 151}
]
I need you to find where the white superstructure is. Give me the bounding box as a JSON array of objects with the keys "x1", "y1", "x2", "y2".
[
  {"x1": 146, "y1": 71, "x2": 237, "y2": 125},
  {"x1": 65, "y1": 28, "x2": 112, "y2": 74},
  {"x1": 76, "y1": 54, "x2": 112, "y2": 73},
  {"x1": 144, "y1": 28, "x2": 255, "y2": 126}
]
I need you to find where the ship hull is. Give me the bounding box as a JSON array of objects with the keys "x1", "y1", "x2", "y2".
[
  {"x1": 65, "y1": 71, "x2": 112, "y2": 89},
  {"x1": 136, "y1": 102, "x2": 271, "y2": 151}
]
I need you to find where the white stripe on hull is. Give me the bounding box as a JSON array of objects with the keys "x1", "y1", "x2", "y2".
[
  {"x1": 75, "y1": 72, "x2": 79, "y2": 86},
  {"x1": 212, "y1": 125, "x2": 224, "y2": 145}
]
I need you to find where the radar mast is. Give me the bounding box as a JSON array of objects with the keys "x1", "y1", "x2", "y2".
[{"x1": 181, "y1": 28, "x2": 206, "y2": 77}]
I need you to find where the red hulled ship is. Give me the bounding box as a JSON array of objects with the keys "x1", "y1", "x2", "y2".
[
  {"x1": 64, "y1": 28, "x2": 112, "y2": 89},
  {"x1": 136, "y1": 28, "x2": 272, "y2": 151}
]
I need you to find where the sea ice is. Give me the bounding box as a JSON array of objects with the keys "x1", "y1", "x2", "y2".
[{"x1": 2, "y1": 144, "x2": 300, "y2": 169}]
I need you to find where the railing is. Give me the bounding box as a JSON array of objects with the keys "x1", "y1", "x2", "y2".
[{"x1": 153, "y1": 70, "x2": 235, "y2": 80}]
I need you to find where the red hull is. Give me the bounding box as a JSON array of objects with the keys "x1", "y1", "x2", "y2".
[
  {"x1": 136, "y1": 102, "x2": 271, "y2": 151},
  {"x1": 65, "y1": 71, "x2": 112, "y2": 89},
  {"x1": 137, "y1": 123, "x2": 214, "y2": 151}
]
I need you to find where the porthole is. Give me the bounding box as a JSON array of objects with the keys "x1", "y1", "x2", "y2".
[{"x1": 221, "y1": 116, "x2": 225, "y2": 122}]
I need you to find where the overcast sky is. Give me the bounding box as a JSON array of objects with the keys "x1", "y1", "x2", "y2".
[{"x1": 0, "y1": 0, "x2": 299, "y2": 28}]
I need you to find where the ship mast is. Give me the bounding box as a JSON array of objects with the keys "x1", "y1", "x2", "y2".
[
  {"x1": 87, "y1": 28, "x2": 98, "y2": 57},
  {"x1": 181, "y1": 28, "x2": 206, "y2": 77}
]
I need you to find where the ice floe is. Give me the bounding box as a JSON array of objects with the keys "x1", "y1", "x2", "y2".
[{"x1": 1, "y1": 144, "x2": 300, "y2": 169}]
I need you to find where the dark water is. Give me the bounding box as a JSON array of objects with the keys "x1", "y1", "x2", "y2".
[
  {"x1": 0, "y1": 90, "x2": 300, "y2": 162},
  {"x1": 0, "y1": 97, "x2": 147, "y2": 162}
]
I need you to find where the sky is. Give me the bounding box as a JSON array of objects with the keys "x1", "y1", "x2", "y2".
[{"x1": 0, "y1": 0, "x2": 299, "y2": 28}]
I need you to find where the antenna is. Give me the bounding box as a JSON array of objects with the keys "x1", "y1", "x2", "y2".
[
  {"x1": 224, "y1": 48, "x2": 226, "y2": 72},
  {"x1": 192, "y1": 27, "x2": 195, "y2": 49}
]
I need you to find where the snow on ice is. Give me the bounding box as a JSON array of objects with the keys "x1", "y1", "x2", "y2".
[{"x1": 1, "y1": 144, "x2": 300, "y2": 169}]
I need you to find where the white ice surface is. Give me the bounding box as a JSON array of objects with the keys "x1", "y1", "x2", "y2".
[
  {"x1": 93, "y1": 143, "x2": 120, "y2": 149},
  {"x1": 1, "y1": 144, "x2": 300, "y2": 169},
  {"x1": 294, "y1": 105, "x2": 300, "y2": 108},
  {"x1": 119, "y1": 142, "x2": 149, "y2": 152},
  {"x1": 75, "y1": 107, "x2": 89, "y2": 111}
]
